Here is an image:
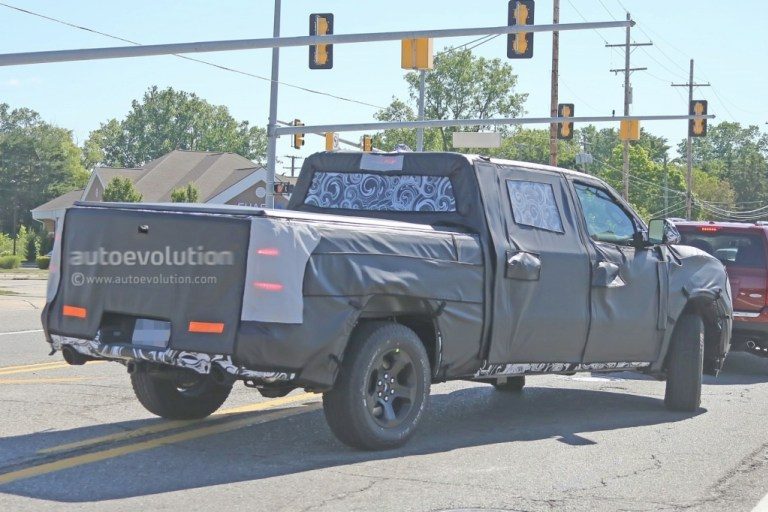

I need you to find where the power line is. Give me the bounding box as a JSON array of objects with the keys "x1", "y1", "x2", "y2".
[{"x1": 0, "y1": 1, "x2": 387, "y2": 111}]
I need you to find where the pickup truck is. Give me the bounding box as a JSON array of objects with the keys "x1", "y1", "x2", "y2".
[{"x1": 42, "y1": 152, "x2": 732, "y2": 450}]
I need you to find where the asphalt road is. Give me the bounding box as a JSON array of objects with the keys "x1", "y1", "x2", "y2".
[{"x1": 1, "y1": 274, "x2": 768, "y2": 511}]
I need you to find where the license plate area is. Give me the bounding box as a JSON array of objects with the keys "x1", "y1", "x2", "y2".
[{"x1": 100, "y1": 312, "x2": 171, "y2": 349}]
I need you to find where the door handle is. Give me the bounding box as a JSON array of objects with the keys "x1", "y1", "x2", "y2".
[
  {"x1": 505, "y1": 251, "x2": 541, "y2": 281},
  {"x1": 592, "y1": 261, "x2": 623, "y2": 287}
]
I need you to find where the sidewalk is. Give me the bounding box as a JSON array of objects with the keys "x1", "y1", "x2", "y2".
[{"x1": 0, "y1": 271, "x2": 47, "y2": 311}]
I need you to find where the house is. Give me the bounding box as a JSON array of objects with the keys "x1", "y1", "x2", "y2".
[{"x1": 32, "y1": 150, "x2": 296, "y2": 233}]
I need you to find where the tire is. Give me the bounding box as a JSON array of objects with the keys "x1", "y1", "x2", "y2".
[
  {"x1": 323, "y1": 322, "x2": 431, "y2": 450},
  {"x1": 493, "y1": 375, "x2": 525, "y2": 392},
  {"x1": 131, "y1": 369, "x2": 232, "y2": 420},
  {"x1": 664, "y1": 314, "x2": 704, "y2": 412}
]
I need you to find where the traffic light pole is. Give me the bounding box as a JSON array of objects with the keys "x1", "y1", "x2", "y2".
[
  {"x1": 265, "y1": 0, "x2": 281, "y2": 209},
  {"x1": 672, "y1": 59, "x2": 710, "y2": 220},
  {"x1": 549, "y1": 0, "x2": 559, "y2": 166}
]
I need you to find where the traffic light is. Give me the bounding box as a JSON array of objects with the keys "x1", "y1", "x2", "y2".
[
  {"x1": 401, "y1": 38, "x2": 434, "y2": 70},
  {"x1": 362, "y1": 135, "x2": 373, "y2": 152},
  {"x1": 689, "y1": 100, "x2": 708, "y2": 137},
  {"x1": 325, "y1": 132, "x2": 338, "y2": 151},
  {"x1": 309, "y1": 13, "x2": 333, "y2": 69},
  {"x1": 292, "y1": 119, "x2": 305, "y2": 150},
  {"x1": 557, "y1": 103, "x2": 574, "y2": 140},
  {"x1": 507, "y1": 0, "x2": 535, "y2": 59},
  {"x1": 274, "y1": 182, "x2": 295, "y2": 195}
]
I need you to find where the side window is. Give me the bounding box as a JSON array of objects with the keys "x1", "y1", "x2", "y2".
[
  {"x1": 506, "y1": 180, "x2": 564, "y2": 233},
  {"x1": 574, "y1": 183, "x2": 637, "y2": 245}
]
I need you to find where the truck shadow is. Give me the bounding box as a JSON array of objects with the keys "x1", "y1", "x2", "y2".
[
  {"x1": 0, "y1": 385, "x2": 703, "y2": 502},
  {"x1": 703, "y1": 351, "x2": 768, "y2": 386}
]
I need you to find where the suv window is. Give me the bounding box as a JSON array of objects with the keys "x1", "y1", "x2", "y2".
[
  {"x1": 303, "y1": 172, "x2": 456, "y2": 212},
  {"x1": 680, "y1": 231, "x2": 767, "y2": 268},
  {"x1": 575, "y1": 183, "x2": 636, "y2": 245}
]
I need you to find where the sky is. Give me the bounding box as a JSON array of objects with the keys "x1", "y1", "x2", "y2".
[{"x1": 1, "y1": 0, "x2": 766, "y2": 171}]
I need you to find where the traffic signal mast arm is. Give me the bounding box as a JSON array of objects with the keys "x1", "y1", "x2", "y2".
[
  {"x1": 274, "y1": 114, "x2": 714, "y2": 136},
  {"x1": 0, "y1": 21, "x2": 633, "y2": 67}
]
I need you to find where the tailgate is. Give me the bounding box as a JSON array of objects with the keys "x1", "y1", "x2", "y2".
[{"x1": 45, "y1": 206, "x2": 250, "y2": 354}]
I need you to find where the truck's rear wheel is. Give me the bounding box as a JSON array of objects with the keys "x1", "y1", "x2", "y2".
[
  {"x1": 323, "y1": 322, "x2": 430, "y2": 450},
  {"x1": 131, "y1": 369, "x2": 232, "y2": 420},
  {"x1": 664, "y1": 314, "x2": 704, "y2": 412}
]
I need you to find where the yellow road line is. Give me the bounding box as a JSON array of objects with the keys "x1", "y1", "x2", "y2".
[
  {"x1": 0, "y1": 361, "x2": 70, "y2": 372},
  {"x1": 0, "y1": 360, "x2": 104, "y2": 376},
  {"x1": 0, "y1": 402, "x2": 321, "y2": 486},
  {"x1": 0, "y1": 377, "x2": 88, "y2": 385},
  {"x1": 38, "y1": 392, "x2": 316, "y2": 455}
]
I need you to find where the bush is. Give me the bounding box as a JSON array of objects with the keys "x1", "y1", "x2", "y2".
[
  {"x1": 36, "y1": 256, "x2": 51, "y2": 270},
  {"x1": 26, "y1": 233, "x2": 38, "y2": 262},
  {"x1": 39, "y1": 234, "x2": 54, "y2": 256},
  {"x1": 0, "y1": 251, "x2": 11, "y2": 257},
  {"x1": 0, "y1": 255, "x2": 22, "y2": 269}
]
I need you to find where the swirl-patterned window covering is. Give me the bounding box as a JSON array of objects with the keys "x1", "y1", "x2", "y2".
[
  {"x1": 304, "y1": 172, "x2": 457, "y2": 212},
  {"x1": 506, "y1": 180, "x2": 564, "y2": 233}
]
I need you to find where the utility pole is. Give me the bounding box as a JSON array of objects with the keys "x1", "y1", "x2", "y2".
[
  {"x1": 282, "y1": 155, "x2": 303, "y2": 177},
  {"x1": 672, "y1": 59, "x2": 710, "y2": 220},
  {"x1": 549, "y1": 0, "x2": 559, "y2": 166},
  {"x1": 416, "y1": 70, "x2": 427, "y2": 152},
  {"x1": 265, "y1": 0, "x2": 281, "y2": 209},
  {"x1": 663, "y1": 155, "x2": 668, "y2": 214},
  {"x1": 606, "y1": 12, "x2": 651, "y2": 200}
]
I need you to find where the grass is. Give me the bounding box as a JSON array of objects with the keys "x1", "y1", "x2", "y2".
[
  {"x1": 0, "y1": 267, "x2": 49, "y2": 279},
  {"x1": 0, "y1": 288, "x2": 18, "y2": 296}
]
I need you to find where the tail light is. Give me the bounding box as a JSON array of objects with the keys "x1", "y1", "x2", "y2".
[
  {"x1": 253, "y1": 281, "x2": 284, "y2": 292},
  {"x1": 63, "y1": 305, "x2": 87, "y2": 319},
  {"x1": 700, "y1": 226, "x2": 719, "y2": 233},
  {"x1": 188, "y1": 321, "x2": 224, "y2": 334}
]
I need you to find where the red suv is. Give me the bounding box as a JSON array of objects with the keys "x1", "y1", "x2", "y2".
[{"x1": 675, "y1": 221, "x2": 768, "y2": 358}]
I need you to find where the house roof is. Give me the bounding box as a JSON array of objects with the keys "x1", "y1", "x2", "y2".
[
  {"x1": 32, "y1": 150, "x2": 269, "y2": 218},
  {"x1": 31, "y1": 189, "x2": 85, "y2": 213},
  {"x1": 131, "y1": 150, "x2": 260, "y2": 202}
]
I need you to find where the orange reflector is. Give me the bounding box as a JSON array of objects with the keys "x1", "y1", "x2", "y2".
[
  {"x1": 188, "y1": 321, "x2": 225, "y2": 334},
  {"x1": 62, "y1": 305, "x2": 87, "y2": 319},
  {"x1": 256, "y1": 247, "x2": 280, "y2": 256},
  {"x1": 254, "y1": 281, "x2": 284, "y2": 292}
]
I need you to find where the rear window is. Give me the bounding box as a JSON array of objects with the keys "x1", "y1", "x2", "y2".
[
  {"x1": 680, "y1": 231, "x2": 767, "y2": 268},
  {"x1": 303, "y1": 172, "x2": 456, "y2": 212}
]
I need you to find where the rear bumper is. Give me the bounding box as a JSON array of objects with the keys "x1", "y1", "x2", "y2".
[
  {"x1": 732, "y1": 308, "x2": 768, "y2": 355},
  {"x1": 50, "y1": 334, "x2": 295, "y2": 383}
]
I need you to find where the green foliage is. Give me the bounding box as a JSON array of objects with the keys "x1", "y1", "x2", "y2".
[
  {"x1": 103, "y1": 176, "x2": 142, "y2": 202},
  {"x1": 25, "y1": 232, "x2": 38, "y2": 262},
  {"x1": 36, "y1": 256, "x2": 51, "y2": 270},
  {"x1": 170, "y1": 183, "x2": 201, "y2": 203},
  {"x1": 39, "y1": 234, "x2": 54, "y2": 256},
  {"x1": 86, "y1": 86, "x2": 267, "y2": 167},
  {"x1": 0, "y1": 103, "x2": 88, "y2": 234},
  {"x1": 0, "y1": 255, "x2": 22, "y2": 269},
  {"x1": 374, "y1": 49, "x2": 527, "y2": 151}
]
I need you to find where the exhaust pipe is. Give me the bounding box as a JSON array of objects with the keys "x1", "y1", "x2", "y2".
[
  {"x1": 747, "y1": 340, "x2": 757, "y2": 350},
  {"x1": 61, "y1": 345, "x2": 92, "y2": 365},
  {"x1": 211, "y1": 364, "x2": 235, "y2": 386}
]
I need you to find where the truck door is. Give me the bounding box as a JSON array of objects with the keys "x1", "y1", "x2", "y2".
[
  {"x1": 487, "y1": 166, "x2": 592, "y2": 363},
  {"x1": 571, "y1": 180, "x2": 662, "y2": 362}
]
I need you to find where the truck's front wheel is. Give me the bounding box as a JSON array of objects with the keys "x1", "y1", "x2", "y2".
[
  {"x1": 664, "y1": 313, "x2": 704, "y2": 412},
  {"x1": 323, "y1": 322, "x2": 431, "y2": 450},
  {"x1": 131, "y1": 369, "x2": 232, "y2": 420}
]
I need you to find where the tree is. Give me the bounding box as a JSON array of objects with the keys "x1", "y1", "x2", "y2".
[
  {"x1": 0, "y1": 104, "x2": 88, "y2": 236},
  {"x1": 86, "y1": 86, "x2": 267, "y2": 167},
  {"x1": 374, "y1": 49, "x2": 527, "y2": 151},
  {"x1": 171, "y1": 183, "x2": 201, "y2": 203},
  {"x1": 103, "y1": 176, "x2": 142, "y2": 202}
]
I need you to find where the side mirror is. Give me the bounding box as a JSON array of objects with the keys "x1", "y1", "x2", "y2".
[{"x1": 648, "y1": 218, "x2": 681, "y2": 245}]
